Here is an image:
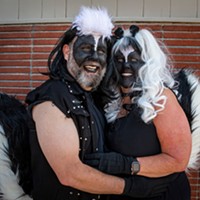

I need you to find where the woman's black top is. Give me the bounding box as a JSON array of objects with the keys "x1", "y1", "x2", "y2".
[{"x1": 106, "y1": 104, "x2": 191, "y2": 200}]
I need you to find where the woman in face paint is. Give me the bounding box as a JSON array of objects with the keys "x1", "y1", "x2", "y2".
[
  {"x1": 86, "y1": 25, "x2": 192, "y2": 200},
  {"x1": 112, "y1": 40, "x2": 144, "y2": 92}
]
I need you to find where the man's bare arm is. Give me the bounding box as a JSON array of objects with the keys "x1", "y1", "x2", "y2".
[{"x1": 32, "y1": 101, "x2": 124, "y2": 194}]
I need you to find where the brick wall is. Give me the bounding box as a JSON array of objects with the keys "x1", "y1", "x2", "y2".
[{"x1": 0, "y1": 23, "x2": 200, "y2": 199}]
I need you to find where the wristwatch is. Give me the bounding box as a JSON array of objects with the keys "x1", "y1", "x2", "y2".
[{"x1": 131, "y1": 158, "x2": 140, "y2": 175}]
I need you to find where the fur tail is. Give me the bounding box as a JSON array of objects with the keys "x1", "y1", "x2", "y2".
[
  {"x1": 176, "y1": 69, "x2": 200, "y2": 170},
  {"x1": 0, "y1": 93, "x2": 32, "y2": 199}
]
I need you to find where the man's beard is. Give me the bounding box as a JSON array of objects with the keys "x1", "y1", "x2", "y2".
[{"x1": 67, "y1": 55, "x2": 106, "y2": 91}]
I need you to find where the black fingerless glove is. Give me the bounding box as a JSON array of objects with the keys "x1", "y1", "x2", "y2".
[
  {"x1": 123, "y1": 173, "x2": 178, "y2": 198},
  {"x1": 84, "y1": 152, "x2": 134, "y2": 175}
]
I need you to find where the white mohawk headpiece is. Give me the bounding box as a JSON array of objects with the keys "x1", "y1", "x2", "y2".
[{"x1": 72, "y1": 6, "x2": 114, "y2": 39}]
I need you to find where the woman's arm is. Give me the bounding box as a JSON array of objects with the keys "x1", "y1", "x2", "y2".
[
  {"x1": 137, "y1": 88, "x2": 192, "y2": 177},
  {"x1": 32, "y1": 101, "x2": 124, "y2": 194}
]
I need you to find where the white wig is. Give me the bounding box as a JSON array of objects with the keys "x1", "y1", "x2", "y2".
[
  {"x1": 72, "y1": 6, "x2": 114, "y2": 40},
  {"x1": 135, "y1": 29, "x2": 176, "y2": 123},
  {"x1": 105, "y1": 28, "x2": 176, "y2": 123}
]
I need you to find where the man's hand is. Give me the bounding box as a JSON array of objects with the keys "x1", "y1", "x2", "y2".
[{"x1": 84, "y1": 152, "x2": 134, "y2": 175}]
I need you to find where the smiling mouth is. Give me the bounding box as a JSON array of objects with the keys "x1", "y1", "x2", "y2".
[
  {"x1": 122, "y1": 72, "x2": 133, "y2": 77},
  {"x1": 83, "y1": 62, "x2": 101, "y2": 73},
  {"x1": 84, "y1": 65, "x2": 99, "y2": 73}
]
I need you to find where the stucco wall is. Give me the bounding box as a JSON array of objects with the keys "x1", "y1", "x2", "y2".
[{"x1": 0, "y1": 0, "x2": 200, "y2": 24}]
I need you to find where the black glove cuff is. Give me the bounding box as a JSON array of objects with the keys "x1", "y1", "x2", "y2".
[{"x1": 123, "y1": 177, "x2": 132, "y2": 195}]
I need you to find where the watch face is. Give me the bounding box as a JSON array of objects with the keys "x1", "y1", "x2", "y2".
[
  {"x1": 131, "y1": 161, "x2": 140, "y2": 175},
  {"x1": 134, "y1": 163, "x2": 140, "y2": 171}
]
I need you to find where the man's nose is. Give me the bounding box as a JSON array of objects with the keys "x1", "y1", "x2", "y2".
[{"x1": 90, "y1": 51, "x2": 99, "y2": 61}]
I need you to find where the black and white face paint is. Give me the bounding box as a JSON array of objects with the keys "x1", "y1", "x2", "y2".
[
  {"x1": 114, "y1": 45, "x2": 144, "y2": 89},
  {"x1": 67, "y1": 35, "x2": 108, "y2": 91}
]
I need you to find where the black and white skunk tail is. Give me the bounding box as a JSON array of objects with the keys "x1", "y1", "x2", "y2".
[
  {"x1": 175, "y1": 69, "x2": 200, "y2": 171},
  {"x1": 0, "y1": 93, "x2": 32, "y2": 200},
  {"x1": 0, "y1": 126, "x2": 32, "y2": 200}
]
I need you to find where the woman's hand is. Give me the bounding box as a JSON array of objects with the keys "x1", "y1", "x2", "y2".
[{"x1": 84, "y1": 152, "x2": 134, "y2": 175}]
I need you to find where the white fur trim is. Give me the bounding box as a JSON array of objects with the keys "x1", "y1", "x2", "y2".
[
  {"x1": 72, "y1": 6, "x2": 114, "y2": 39},
  {"x1": 185, "y1": 70, "x2": 200, "y2": 171},
  {"x1": 0, "y1": 125, "x2": 32, "y2": 200}
]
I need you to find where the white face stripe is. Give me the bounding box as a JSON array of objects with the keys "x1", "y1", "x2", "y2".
[
  {"x1": 93, "y1": 35, "x2": 101, "y2": 51},
  {"x1": 120, "y1": 46, "x2": 135, "y2": 62}
]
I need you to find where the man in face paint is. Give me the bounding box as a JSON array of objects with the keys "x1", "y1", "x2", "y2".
[
  {"x1": 64, "y1": 34, "x2": 108, "y2": 91},
  {"x1": 25, "y1": 7, "x2": 138, "y2": 200}
]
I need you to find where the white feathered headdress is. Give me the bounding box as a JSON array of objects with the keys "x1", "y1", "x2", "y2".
[{"x1": 72, "y1": 6, "x2": 114, "y2": 39}]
